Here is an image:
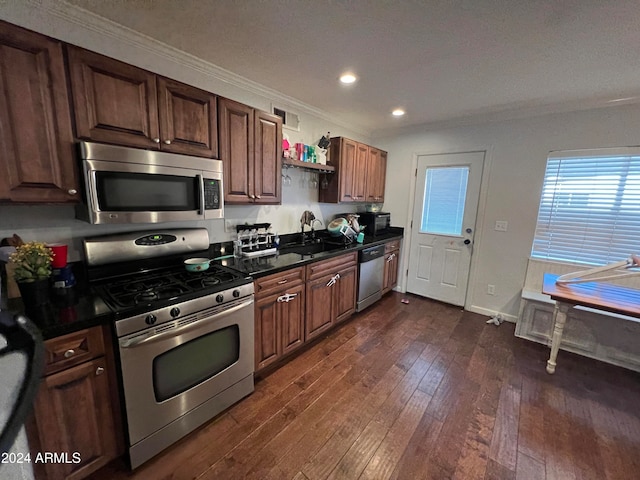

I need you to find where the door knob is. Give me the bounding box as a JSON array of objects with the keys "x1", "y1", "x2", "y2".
[{"x1": 464, "y1": 239, "x2": 471, "y2": 245}]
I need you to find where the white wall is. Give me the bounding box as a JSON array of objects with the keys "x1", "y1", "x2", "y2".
[
  {"x1": 379, "y1": 103, "x2": 640, "y2": 321},
  {"x1": 0, "y1": 1, "x2": 369, "y2": 261}
]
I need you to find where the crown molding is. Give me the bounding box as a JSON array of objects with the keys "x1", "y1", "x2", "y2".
[{"x1": 36, "y1": 0, "x2": 370, "y2": 137}]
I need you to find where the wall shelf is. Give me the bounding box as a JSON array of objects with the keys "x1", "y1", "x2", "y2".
[{"x1": 282, "y1": 157, "x2": 335, "y2": 173}]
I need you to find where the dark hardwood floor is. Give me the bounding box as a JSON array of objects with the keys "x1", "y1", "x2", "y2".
[{"x1": 94, "y1": 292, "x2": 640, "y2": 480}]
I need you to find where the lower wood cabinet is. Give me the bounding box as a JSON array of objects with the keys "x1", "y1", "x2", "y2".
[
  {"x1": 305, "y1": 252, "x2": 358, "y2": 341},
  {"x1": 27, "y1": 326, "x2": 122, "y2": 480},
  {"x1": 383, "y1": 239, "x2": 401, "y2": 295},
  {"x1": 254, "y1": 268, "x2": 305, "y2": 372}
]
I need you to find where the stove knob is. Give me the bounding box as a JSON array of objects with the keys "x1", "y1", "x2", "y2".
[
  {"x1": 145, "y1": 313, "x2": 157, "y2": 325},
  {"x1": 170, "y1": 307, "x2": 181, "y2": 318},
  {"x1": 216, "y1": 294, "x2": 224, "y2": 303},
  {"x1": 233, "y1": 289, "x2": 241, "y2": 298}
]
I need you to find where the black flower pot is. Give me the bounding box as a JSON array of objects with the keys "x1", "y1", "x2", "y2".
[{"x1": 17, "y1": 278, "x2": 51, "y2": 308}]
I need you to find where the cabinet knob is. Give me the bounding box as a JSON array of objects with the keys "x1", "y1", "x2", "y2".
[
  {"x1": 96, "y1": 366, "x2": 105, "y2": 376},
  {"x1": 249, "y1": 194, "x2": 256, "y2": 199},
  {"x1": 164, "y1": 139, "x2": 172, "y2": 145},
  {"x1": 63, "y1": 349, "x2": 75, "y2": 358},
  {"x1": 67, "y1": 189, "x2": 77, "y2": 195},
  {"x1": 255, "y1": 195, "x2": 261, "y2": 199},
  {"x1": 153, "y1": 138, "x2": 160, "y2": 143}
]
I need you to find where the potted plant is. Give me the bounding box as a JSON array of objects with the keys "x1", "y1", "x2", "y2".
[{"x1": 9, "y1": 241, "x2": 53, "y2": 306}]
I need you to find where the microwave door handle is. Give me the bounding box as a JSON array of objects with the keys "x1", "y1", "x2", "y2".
[{"x1": 197, "y1": 174, "x2": 205, "y2": 216}]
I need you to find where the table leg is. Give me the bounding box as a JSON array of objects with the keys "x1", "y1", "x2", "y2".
[{"x1": 546, "y1": 302, "x2": 570, "y2": 374}]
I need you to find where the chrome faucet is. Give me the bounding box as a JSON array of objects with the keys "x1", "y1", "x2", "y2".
[{"x1": 300, "y1": 210, "x2": 320, "y2": 244}]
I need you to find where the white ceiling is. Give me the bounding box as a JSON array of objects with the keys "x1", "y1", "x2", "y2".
[{"x1": 67, "y1": 0, "x2": 640, "y2": 134}]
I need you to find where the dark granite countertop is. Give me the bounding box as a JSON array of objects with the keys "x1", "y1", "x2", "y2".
[
  {"x1": 214, "y1": 228, "x2": 404, "y2": 278},
  {"x1": 4, "y1": 228, "x2": 403, "y2": 340}
]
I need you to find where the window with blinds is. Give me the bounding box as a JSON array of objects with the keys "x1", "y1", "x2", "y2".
[{"x1": 531, "y1": 148, "x2": 640, "y2": 266}]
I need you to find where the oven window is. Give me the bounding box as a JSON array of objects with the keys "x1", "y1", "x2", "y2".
[
  {"x1": 96, "y1": 172, "x2": 198, "y2": 211},
  {"x1": 152, "y1": 325, "x2": 240, "y2": 402}
]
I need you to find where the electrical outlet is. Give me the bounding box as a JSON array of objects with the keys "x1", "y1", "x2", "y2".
[
  {"x1": 487, "y1": 284, "x2": 495, "y2": 295},
  {"x1": 494, "y1": 220, "x2": 508, "y2": 232}
]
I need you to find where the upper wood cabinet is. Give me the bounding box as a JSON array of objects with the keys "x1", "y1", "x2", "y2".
[
  {"x1": 66, "y1": 46, "x2": 218, "y2": 158},
  {"x1": 365, "y1": 148, "x2": 387, "y2": 203},
  {"x1": 219, "y1": 97, "x2": 282, "y2": 204},
  {"x1": 319, "y1": 137, "x2": 387, "y2": 204},
  {"x1": 0, "y1": 21, "x2": 79, "y2": 203}
]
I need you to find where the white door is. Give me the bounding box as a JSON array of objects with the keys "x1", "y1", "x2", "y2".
[{"x1": 407, "y1": 151, "x2": 484, "y2": 306}]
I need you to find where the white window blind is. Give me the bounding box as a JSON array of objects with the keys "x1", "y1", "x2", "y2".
[{"x1": 531, "y1": 148, "x2": 640, "y2": 266}]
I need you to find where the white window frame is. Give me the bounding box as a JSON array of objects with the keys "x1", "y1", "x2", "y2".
[{"x1": 531, "y1": 147, "x2": 640, "y2": 266}]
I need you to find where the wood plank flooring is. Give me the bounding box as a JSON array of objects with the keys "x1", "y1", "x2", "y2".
[{"x1": 94, "y1": 292, "x2": 640, "y2": 480}]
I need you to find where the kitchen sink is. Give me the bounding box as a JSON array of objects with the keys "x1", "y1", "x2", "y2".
[
  {"x1": 280, "y1": 242, "x2": 328, "y2": 256},
  {"x1": 280, "y1": 239, "x2": 351, "y2": 256}
]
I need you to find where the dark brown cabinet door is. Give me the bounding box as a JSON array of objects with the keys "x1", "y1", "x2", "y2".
[
  {"x1": 366, "y1": 147, "x2": 387, "y2": 203},
  {"x1": 255, "y1": 283, "x2": 305, "y2": 372},
  {"x1": 338, "y1": 138, "x2": 358, "y2": 202},
  {"x1": 0, "y1": 21, "x2": 78, "y2": 203},
  {"x1": 335, "y1": 264, "x2": 357, "y2": 323},
  {"x1": 254, "y1": 110, "x2": 282, "y2": 204},
  {"x1": 157, "y1": 76, "x2": 218, "y2": 158},
  {"x1": 67, "y1": 46, "x2": 160, "y2": 149},
  {"x1": 219, "y1": 97, "x2": 254, "y2": 203},
  {"x1": 31, "y1": 357, "x2": 118, "y2": 480},
  {"x1": 353, "y1": 143, "x2": 368, "y2": 202},
  {"x1": 305, "y1": 273, "x2": 336, "y2": 341},
  {"x1": 280, "y1": 283, "x2": 305, "y2": 355},
  {"x1": 255, "y1": 292, "x2": 280, "y2": 371},
  {"x1": 383, "y1": 250, "x2": 400, "y2": 294}
]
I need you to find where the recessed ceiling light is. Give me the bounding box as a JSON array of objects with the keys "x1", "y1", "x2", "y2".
[
  {"x1": 392, "y1": 109, "x2": 405, "y2": 117},
  {"x1": 340, "y1": 73, "x2": 357, "y2": 84}
]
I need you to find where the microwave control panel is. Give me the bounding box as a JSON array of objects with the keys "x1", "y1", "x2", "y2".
[{"x1": 204, "y1": 179, "x2": 221, "y2": 210}]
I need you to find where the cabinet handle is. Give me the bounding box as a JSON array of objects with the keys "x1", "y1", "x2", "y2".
[
  {"x1": 164, "y1": 139, "x2": 172, "y2": 145},
  {"x1": 67, "y1": 189, "x2": 77, "y2": 195},
  {"x1": 326, "y1": 278, "x2": 335, "y2": 287},
  {"x1": 277, "y1": 279, "x2": 288, "y2": 284},
  {"x1": 63, "y1": 349, "x2": 75, "y2": 358},
  {"x1": 277, "y1": 293, "x2": 298, "y2": 303},
  {"x1": 95, "y1": 366, "x2": 105, "y2": 376},
  {"x1": 153, "y1": 138, "x2": 160, "y2": 143}
]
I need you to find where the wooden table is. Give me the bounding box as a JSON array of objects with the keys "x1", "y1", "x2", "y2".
[{"x1": 542, "y1": 272, "x2": 640, "y2": 373}]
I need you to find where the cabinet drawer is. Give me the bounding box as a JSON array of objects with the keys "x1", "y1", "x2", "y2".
[
  {"x1": 255, "y1": 267, "x2": 305, "y2": 298},
  {"x1": 43, "y1": 326, "x2": 105, "y2": 375},
  {"x1": 306, "y1": 252, "x2": 357, "y2": 280},
  {"x1": 385, "y1": 239, "x2": 401, "y2": 253}
]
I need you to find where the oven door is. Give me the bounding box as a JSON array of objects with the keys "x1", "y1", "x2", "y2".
[{"x1": 117, "y1": 297, "x2": 254, "y2": 447}]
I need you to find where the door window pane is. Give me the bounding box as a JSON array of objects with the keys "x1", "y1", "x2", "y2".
[{"x1": 421, "y1": 166, "x2": 469, "y2": 235}]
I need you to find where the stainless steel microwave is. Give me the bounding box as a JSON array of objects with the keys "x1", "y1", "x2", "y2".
[{"x1": 76, "y1": 142, "x2": 223, "y2": 224}]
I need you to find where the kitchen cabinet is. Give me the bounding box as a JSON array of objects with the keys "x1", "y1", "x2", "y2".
[
  {"x1": 383, "y1": 239, "x2": 401, "y2": 295},
  {"x1": 254, "y1": 267, "x2": 305, "y2": 372},
  {"x1": 0, "y1": 21, "x2": 79, "y2": 203},
  {"x1": 67, "y1": 46, "x2": 218, "y2": 158},
  {"x1": 365, "y1": 148, "x2": 387, "y2": 203},
  {"x1": 27, "y1": 326, "x2": 122, "y2": 480},
  {"x1": 319, "y1": 137, "x2": 387, "y2": 204},
  {"x1": 305, "y1": 252, "x2": 358, "y2": 341},
  {"x1": 219, "y1": 97, "x2": 282, "y2": 204}
]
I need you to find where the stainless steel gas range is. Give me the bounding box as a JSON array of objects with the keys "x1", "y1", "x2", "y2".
[{"x1": 84, "y1": 229, "x2": 254, "y2": 469}]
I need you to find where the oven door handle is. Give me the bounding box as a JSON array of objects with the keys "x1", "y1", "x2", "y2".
[{"x1": 120, "y1": 298, "x2": 253, "y2": 349}]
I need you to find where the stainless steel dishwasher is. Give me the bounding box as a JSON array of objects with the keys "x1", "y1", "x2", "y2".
[{"x1": 357, "y1": 245, "x2": 385, "y2": 311}]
